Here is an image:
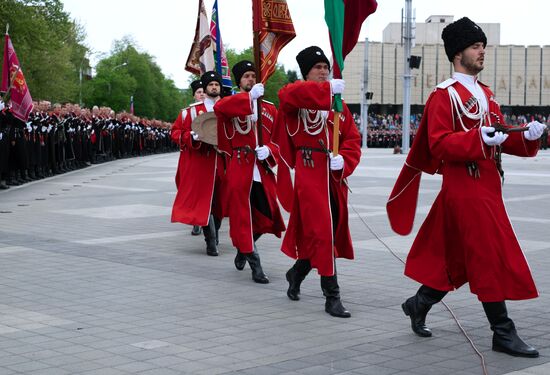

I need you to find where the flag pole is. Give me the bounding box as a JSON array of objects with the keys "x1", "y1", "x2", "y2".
[
  {"x1": 332, "y1": 68, "x2": 343, "y2": 156},
  {"x1": 2, "y1": 30, "x2": 13, "y2": 102},
  {"x1": 252, "y1": 1, "x2": 264, "y2": 147},
  {"x1": 333, "y1": 104, "x2": 340, "y2": 156}
]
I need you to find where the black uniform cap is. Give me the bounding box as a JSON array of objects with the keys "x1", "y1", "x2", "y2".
[
  {"x1": 232, "y1": 60, "x2": 255, "y2": 88},
  {"x1": 190, "y1": 80, "x2": 203, "y2": 95},
  {"x1": 200, "y1": 71, "x2": 222, "y2": 89},
  {"x1": 442, "y1": 17, "x2": 487, "y2": 62},
  {"x1": 296, "y1": 46, "x2": 331, "y2": 80}
]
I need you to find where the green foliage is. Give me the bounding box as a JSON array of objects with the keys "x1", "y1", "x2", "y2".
[
  {"x1": 0, "y1": 0, "x2": 88, "y2": 103},
  {"x1": 287, "y1": 69, "x2": 298, "y2": 83},
  {"x1": 83, "y1": 37, "x2": 185, "y2": 121}
]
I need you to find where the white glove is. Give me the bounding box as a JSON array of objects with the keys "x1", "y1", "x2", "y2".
[
  {"x1": 190, "y1": 130, "x2": 199, "y2": 141},
  {"x1": 250, "y1": 83, "x2": 264, "y2": 101},
  {"x1": 47, "y1": 125, "x2": 53, "y2": 133},
  {"x1": 330, "y1": 79, "x2": 345, "y2": 95},
  {"x1": 481, "y1": 127, "x2": 508, "y2": 146},
  {"x1": 329, "y1": 153, "x2": 344, "y2": 170},
  {"x1": 524, "y1": 121, "x2": 546, "y2": 141},
  {"x1": 255, "y1": 145, "x2": 270, "y2": 161},
  {"x1": 41, "y1": 126, "x2": 47, "y2": 132},
  {"x1": 26, "y1": 124, "x2": 32, "y2": 132},
  {"x1": 0, "y1": 133, "x2": 2, "y2": 141}
]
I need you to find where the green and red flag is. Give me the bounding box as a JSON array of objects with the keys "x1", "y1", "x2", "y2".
[
  {"x1": 252, "y1": 0, "x2": 296, "y2": 84},
  {"x1": 324, "y1": 0, "x2": 377, "y2": 111},
  {"x1": 210, "y1": 0, "x2": 232, "y2": 91}
]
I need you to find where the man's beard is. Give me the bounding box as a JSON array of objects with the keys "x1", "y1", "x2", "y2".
[
  {"x1": 460, "y1": 56, "x2": 484, "y2": 74},
  {"x1": 206, "y1": 89, "x2": 219, "y2": 98}
]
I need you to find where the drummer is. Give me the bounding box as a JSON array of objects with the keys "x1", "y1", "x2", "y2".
[
  {"x1": 213, "y1": 60, "x2": 286, "y2": 284},
  {"x1": 170, "y1": 71, "x2": 226, "y2": 256}
]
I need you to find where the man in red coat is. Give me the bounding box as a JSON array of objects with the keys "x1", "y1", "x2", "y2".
[
  {"x1": 273, "y1": 46, "x2": 361, "y2": 317},
  {"x1": 213, "y1": 60, "x2": 286, "y2": 284},
  {"x1": 387, "y1": 18, "x2": 546, "y2": 357},
  {"x1": 174, "y1": 80, "x2": 205, "y2": 237},
  {"x1": 171, "y1": 71, "x2": 226, "y2": 256}
]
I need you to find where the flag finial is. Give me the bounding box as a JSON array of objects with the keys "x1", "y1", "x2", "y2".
[{"x1": 5, "y1": 24, "x2": 9, "y2": 35}]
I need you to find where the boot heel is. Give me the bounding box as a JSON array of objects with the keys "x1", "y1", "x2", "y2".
[{"x1": 402, "y1": 302, "x2": 410, "y2": 316}]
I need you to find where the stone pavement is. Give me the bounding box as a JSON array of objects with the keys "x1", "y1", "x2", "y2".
[{"x1": 0, "y1": 148, "x2": 548, "y2": 375}]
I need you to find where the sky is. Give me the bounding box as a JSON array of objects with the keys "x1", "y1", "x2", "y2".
[{"x1": 60, "y1": 0, "x2": 550, "y2": 89}]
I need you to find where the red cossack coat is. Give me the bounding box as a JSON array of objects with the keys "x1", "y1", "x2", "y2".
[
  {"x1": 171, "y1": 102, "x2": 226, "y2": 226},
  {"x1": 274, "y1": 81, "x2": 361, "y2": 276},
  {"x1": 213, "y1": 93, "x2": 286, "y2": 253},
  {"x1": 387, "y1": 79, "x2": 539, "y2": 302}
]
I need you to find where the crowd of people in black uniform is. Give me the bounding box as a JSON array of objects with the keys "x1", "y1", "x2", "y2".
[{"x1": 0, "y1": 100, "x2": 176, "y2": 189}]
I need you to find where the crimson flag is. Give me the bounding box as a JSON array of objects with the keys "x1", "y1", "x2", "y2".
[
  {"x1": 325, "y1": 0, "x2": 378, "y2": 79},
  {"x1": 1, "y1": 33, "x2": 33, "y2": 121},
  {"x1": 252, "y1": 0, "x2": 296, "y2": 84}
]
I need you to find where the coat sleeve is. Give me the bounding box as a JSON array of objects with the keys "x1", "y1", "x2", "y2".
[
  {"x1": 501, "y1": 130, "x2": 539, "y2": 157},
  {"x1": 181, "y1": 108, "x2": 196, "y2": 148},
  {"x1": 485, "y1": 96, "x2": 539, "y2": 157},
  {"x1": 265, "y1": 104, "x2": 293, "y2": 212},
  {"x1": 170, "y1": 111, "x2": 184, "y2": 146},
  {"x1": 272, "y1": 110, "x2": 295, "y2": 169},
  {"x1": 428, "y1": 89, "x2": 490, "y2": 162},
  {"x1": 278, "y1": 81, "x2": 332, "y2": 113},
  {"x1": 214, "y1": 92, "x2": 253, "y2": 118}
]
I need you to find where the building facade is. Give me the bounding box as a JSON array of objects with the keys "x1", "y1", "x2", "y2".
[{"x1": 342, "y1": 16, "x2": 550, "y2": 112}]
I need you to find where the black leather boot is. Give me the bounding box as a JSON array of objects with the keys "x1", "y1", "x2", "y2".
[
  {"x1": 21, "y1": 170, "x2": 32, "y2": 182},
  {"x1": 483, "y1": 302, "x2": 539, "y2": 358},
  {"x1": 286, "y1": 259, "x2": 312, "y2": 301},
  {"x1": 234, "y1": 251, "x2": 246, "y2": 270},
  {"x1": 402, "y1": 285, "x2": 447, "y2": 337},
  {"x1": 245, "y1": 250, "x2": 269, "y2": 284},
  {"x1": 202, "y1": 215, "x2": 218, "y2": 256},
  {"x1": 321, "y1": 273, "x2": 351, "y2": 318},
  {"x1": 28, "y1": 169, "x2": 36, "y2": 180},
  {"x1": 191, "y1": 225, "x2": 202, "y2": 236},
  {"x1": 214, "y1": 216, "x2": 222, "y2": 245},
  {"x1": 8, "y1": 171, "x2": 21, "y2": 186}
]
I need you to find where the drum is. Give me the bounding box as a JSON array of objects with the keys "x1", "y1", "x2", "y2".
[{"x1": 191, "y1": 112, "x2": 217, "y2": 146}]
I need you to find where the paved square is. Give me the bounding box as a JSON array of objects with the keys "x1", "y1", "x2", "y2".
[{"x1": 0, "y1": 149, "x2": 548, "y2": 374}]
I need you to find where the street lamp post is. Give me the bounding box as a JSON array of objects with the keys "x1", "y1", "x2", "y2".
[
  {"x1": 107, "y1": 62, "x2": 128, "y2": 96},
  {"x1": 79, "y1": 56, "x2": 87, "y2": 107}
]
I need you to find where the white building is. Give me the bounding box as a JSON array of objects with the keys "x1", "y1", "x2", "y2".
[{"x1": 342, "y1": 16, "x2": 550, "y2": 112}]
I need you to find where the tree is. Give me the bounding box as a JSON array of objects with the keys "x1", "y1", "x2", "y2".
[
  {"x1": 83, "y1": 37, "x2": 185, "y2": 121},
  {"x1": 0, "y1": 0, "x2": 88, "y2": 103},
  {"x1": 287, "y1": 69, "x2": 298, "y2": 83}
]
